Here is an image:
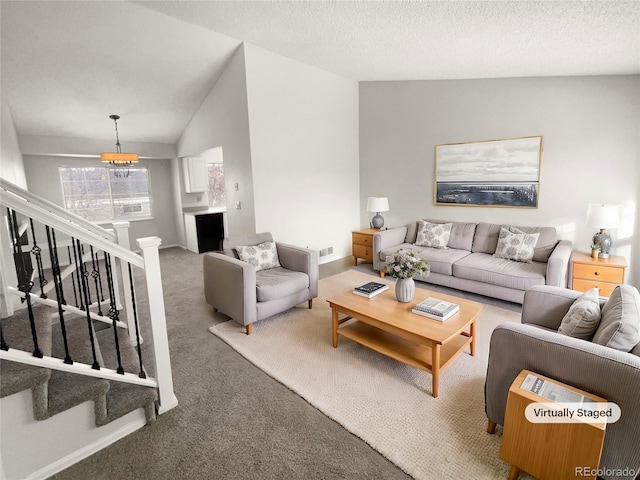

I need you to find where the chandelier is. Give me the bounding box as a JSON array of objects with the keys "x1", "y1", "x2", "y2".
[{"x1": 100, "y1": 114, "x2": 138, "y2": 177}]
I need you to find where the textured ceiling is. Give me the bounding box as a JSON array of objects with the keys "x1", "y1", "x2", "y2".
[
  {"x1": 1, "y1": 1, "x2": 639, "y2": 145},
  {"x1": 141, "y1": 0, "x2": 640, "y2": 81}
]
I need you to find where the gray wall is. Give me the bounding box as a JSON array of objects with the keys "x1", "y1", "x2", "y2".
[
  {"x1": 177, "y1": 44, "x2": 256, "y2": 237},
  {"x1": 360, "y1": 75, "x2": 639, "y2": 287},
  {"x1": 1, "y1": 97, "x2": 26, "y2": 187},
  {"x1": 22, "y1": 155, "x2": 181, "y2": 248}
]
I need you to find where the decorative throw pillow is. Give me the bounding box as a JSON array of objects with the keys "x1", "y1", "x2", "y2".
[
  {"x1": 592, "y1": 285, "x2": 640, "y2": 352},
  {"x1": 414, "y1": 221, "x2": 452, "y2": 248},
  {"x1": 558, "y1": 288, "x2": 602, "y2": 340},
  {"x1": 493, "y1": 226, "x2": 539, "y2": 263},
  {"x1": 235, "y1": 241, "x2": 281, "y2": 271}
]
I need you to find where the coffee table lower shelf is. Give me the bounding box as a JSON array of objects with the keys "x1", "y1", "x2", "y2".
[{"x1": 337, "y1": 319, "x2": 471, "y2": 397}]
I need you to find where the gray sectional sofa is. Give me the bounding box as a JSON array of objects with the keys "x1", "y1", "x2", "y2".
[{"x1": 373, "y1": 220, "x2": 572, "y2": 304}]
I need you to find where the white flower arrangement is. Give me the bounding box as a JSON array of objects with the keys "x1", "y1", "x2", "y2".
[{"x1": 385, "y1": 250, "x2": 430, "y2": 279}]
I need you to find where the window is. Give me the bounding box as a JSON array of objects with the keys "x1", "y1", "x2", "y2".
[
  {"x1": 59, "y1": 167, "x2": 152, "y2": 222},
  {"x1": 207, "y1": 163, "x2": 226, "y2": 209}
]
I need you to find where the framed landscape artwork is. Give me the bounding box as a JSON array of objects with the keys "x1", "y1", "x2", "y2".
[{"x1": 434, "y1": 136, "x2": 543, "y2": 208}]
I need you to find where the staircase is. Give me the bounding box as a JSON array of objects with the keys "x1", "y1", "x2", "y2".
[{"x1": 0, "y1": 178, "x2": 178, "y2": 479}]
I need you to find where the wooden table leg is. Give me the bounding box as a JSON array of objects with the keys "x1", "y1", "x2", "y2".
[
  {"x1": 331, "y1": 305, "x2": 339, "y2": 347},
  {"x1": 508, "y1": 465, "x2": 521, "y2": 480},
  {"x1": 432, "y1": 343, "x2": 441, "y2": 398},
  {"x1": 470, "y1": 319, "x2": 476, "y2": 356}
]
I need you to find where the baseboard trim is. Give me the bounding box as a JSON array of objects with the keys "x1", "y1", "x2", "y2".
[
  {"x1": 157, "y1": 396, "x2": 179, "y2": 414},
  {"x1": 26, "y1": 414, "x2": 147, "y2": 480}
]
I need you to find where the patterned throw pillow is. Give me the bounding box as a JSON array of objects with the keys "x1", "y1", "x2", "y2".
[
  {"x1": 493, "y1": 226, "x2": 539, "y2": 263},
  {"x1": 414, "y1": 221, "x2": 452, "y2": 249},
  {"x1": 235, "y1": 241, "x2": 281, "y2": 271}
]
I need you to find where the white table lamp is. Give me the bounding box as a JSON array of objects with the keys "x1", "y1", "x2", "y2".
[
  {"x1": 366, "y1": 197, "x2": 389, "y2": 229},
  {"x1": 586, "y1": 204, "x2": 619, "y2": 258}
]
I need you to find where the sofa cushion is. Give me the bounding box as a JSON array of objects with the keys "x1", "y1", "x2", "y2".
[
  {"x1": 452, "y1": 252, "x2": 546, "y2": 291},
  {"x1": 380, "y1": 243, "x2": 470, "y2": 276},
  {"x1": 558, "y1": 287, "x2": 602, "y2": 340},
  {"x1": 255, "y1": 267, "x2": 309, "y2": 302},
  {"x1": 415, "y1": 221, "x2": 452, "y2": 248},
  {"x1": 493, "y1": 227, "x2": 539, "y2": 263},
  {"x1": 407, "y1": 220, "x2": 477, "y2": 251},
  {"x1": 472, "y1": 222, "x2": 557, "y2": 262},
  {"x1": 236, "y1": 241, "x2": 281, "y2": 271},
  {"x1": 592, "y1": 285, "x2": 640, "y2": 352}
]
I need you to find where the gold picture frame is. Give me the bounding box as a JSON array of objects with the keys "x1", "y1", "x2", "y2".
[{"x1": 434, "y1": 136, "x2": 543, "y2": 208}]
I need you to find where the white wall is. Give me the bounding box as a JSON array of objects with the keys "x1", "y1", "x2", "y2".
[
  {"x1": 0, "y1": 97, "x2": 26, "y2": 187},
  {"x1": 244, "y1": 43, "x2": 360, "y2": 262},
  {"x1": 177, "y1": 45, "x2": 255, "y2": 237},
  {"x1": 360, "y1": 75, "x2": 639, "y2": 286}
]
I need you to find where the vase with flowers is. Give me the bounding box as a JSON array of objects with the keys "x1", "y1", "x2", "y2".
[{"x1": 385, "y1": 250, "x2": 430, "y2": 302}]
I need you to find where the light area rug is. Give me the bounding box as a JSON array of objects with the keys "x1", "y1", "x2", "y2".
[{"x1": 208, "y1": 270, "x2": 521, "y2": 479}]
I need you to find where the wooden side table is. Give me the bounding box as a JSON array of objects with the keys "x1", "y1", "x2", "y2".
[
  {"x1": 571, "y1": 251, "x2": 627, "y2": 297},
  {"x1": 500, "y1": 370, "x2": 606, "y2": 480},
  {"x1": 352, "y1": 228, "x2": 378, "y2": 266}
]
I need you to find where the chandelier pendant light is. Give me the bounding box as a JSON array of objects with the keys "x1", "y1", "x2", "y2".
[{"x1": 101, "y1": 114, "x2": 138, "y2": 177}]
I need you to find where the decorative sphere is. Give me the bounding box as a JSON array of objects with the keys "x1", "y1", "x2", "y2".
[{"x1": 371, "y1": 214, "x2": 384, "y2": 229}]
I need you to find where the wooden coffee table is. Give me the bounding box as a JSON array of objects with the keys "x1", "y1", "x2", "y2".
[{"x1": 327, "y1": 287, "x2": 484, "y2": 397}]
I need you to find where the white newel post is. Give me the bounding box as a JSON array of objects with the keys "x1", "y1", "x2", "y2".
[
  {"x1": 137, "y1": 236, "x2": 179, "y2": 414},
  {"x1": 112, "y1": 221, "x2": 137, "y2": 345}
]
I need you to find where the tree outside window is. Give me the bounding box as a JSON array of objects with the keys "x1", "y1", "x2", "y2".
[
  {"x1": 59, "y1": 166, "x2": 152, "y2": 222},
  {"x1": 207, "y1": 163, "x2": 225, "y2": 209}
]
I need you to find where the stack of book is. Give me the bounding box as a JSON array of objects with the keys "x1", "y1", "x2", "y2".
[
  {"x1": 352, "y1": 281, "x2": 389, "y2": 298},
  {"x1": 412, "y1": 297, "x2": 460, "y2": 321}
]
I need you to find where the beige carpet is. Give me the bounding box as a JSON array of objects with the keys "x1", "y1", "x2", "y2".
[{"x1": 208, "y1": 270, "x2": 520, "y2": 479}]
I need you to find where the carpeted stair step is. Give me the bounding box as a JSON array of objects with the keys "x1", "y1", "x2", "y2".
[
  {"x1": 33, "y1": 314, "x2": 110, "y2": 420},
  {"x1": 95, "y1": 325, "x2": 157, "y2": 426},
  {"x1": 0, "y1": 304, "x2": 53, "y2": 399}
]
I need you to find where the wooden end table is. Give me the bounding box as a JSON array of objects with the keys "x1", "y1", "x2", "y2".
[
  {"x1": 327, "y1": 288, "x2": 483, "y2": 398},
  {"x1": 352, "y1": 228, "x2": 379, "y2": 266},
  {"x1": 570, "y1": 251, "x2": 627, "y2": 297},
  {"x1": 500, "y1": 370, "x2": 607, "y2": 480}
]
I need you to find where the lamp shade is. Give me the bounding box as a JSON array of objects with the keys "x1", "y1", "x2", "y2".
[
  {"x1": 366, "y1": 197, "x2": 389, "y2": 213},
  {"x1": 100, "y1": 152, "x2": 139, "y2": 164},
  {"x1": 586, "y1": 204, "x2": 619, "y2": 229}
]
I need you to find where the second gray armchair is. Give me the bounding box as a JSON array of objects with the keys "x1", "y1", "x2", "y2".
[{"x1": 203, "y1": 232, "x2": 318, "y2": 335}]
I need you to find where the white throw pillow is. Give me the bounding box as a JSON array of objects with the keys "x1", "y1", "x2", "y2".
[
  {"x1": 493, "y1": 226, "x2": 539, "y2": 263},
  {"x1": 235, "y1": 241, "x2": 281, "y2": 271},
  {"x1": 414, "y1": 221, "x2": 452, "y2": 249},
  {"x1": 558, "y1": 288, "x2": 602, "y2": 340}
]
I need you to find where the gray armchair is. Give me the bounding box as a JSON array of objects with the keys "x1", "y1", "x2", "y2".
[
  {"x1": 203, "y1": 232, "x2": 318, "y2": 335},
  {"x1": 485, "y1": 285, "x2": 640, "y2": 480}
]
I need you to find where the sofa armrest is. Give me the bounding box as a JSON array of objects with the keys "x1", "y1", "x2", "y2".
[
  {"x1": 276, "y1": 243, "x2": 319, "y2": 299},
  {"x1": 546, "y1": 239, "x2": 572, "y2": 287},
  {"x1": 372, "y1": 226, "x2": 408, "y2": 271},
  {"x1": 203, "y1": 252, "x2": 257, "y2": 326},
  {"x1": 521, "y1": 285, "x2": 581, "y2": 330},
  {"x1": 485, "y1": 323, "x2": 640, "y2": 479}
]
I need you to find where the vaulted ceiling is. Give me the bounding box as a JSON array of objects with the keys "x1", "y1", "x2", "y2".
[{"x1": 2, "y1": 0, "x2": 638, "y2": 145}]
